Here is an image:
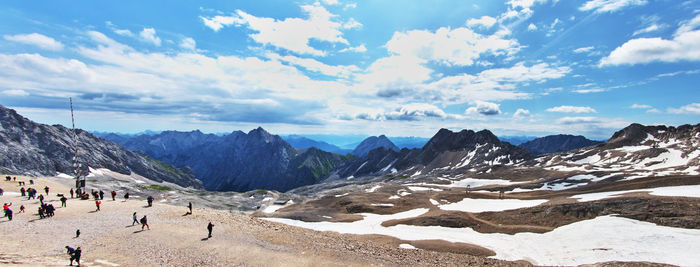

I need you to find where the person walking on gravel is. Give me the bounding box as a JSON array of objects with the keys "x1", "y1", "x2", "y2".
[
  {"x1": 140, "y1": 215, "x2": 149, "y2": 230},
  {"x1": 95, "y1": 200, "x2": 101, "y2": 211},
  {"x1": 61, "y1": 195, "x2": 68, "y2": 207},
  {"x1": 132, "y1": 212, "x2": 139, "y2": 225},
  {"x1": 44, "y1": 186, "x2": 50, "y2": 195},
  {"x1": 207, "y1": 221, "x2": 214, "y2": 238},
  {"x1": 70, "y1": 188, "x2": 74, "y2": 198},
  {"x1": 188, "y1": 202, "x2": 193, "y2": 214},
  {"x1": 111, "y1": 190, "x2": 116, "y2": 201},
  {"x1": 73, "y1": 247, "x2": 82, "y2": 266},
  {"x1": 124, "y1": 192, "x2": 129, "y2": 200},
  {"x1": 147, "y1": 196, "x2": 154, "y2": 207}
]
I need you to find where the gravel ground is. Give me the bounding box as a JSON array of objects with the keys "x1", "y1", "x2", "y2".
[{"x1": 0, "y1": 176, "x2": 525, "y2": 266}]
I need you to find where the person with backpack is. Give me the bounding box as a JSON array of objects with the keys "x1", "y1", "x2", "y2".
[{"x1": 140, "y1": 215, "x2": 149, "y2": 230}]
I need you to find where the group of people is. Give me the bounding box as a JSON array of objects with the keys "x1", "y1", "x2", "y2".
[{"x1": 38, "y1": 202, "x2": 55, "y2": 218}]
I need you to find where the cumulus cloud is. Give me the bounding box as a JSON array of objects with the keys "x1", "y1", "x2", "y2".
[
  {"x1": 179, "y1": 37, "x2": 196, "y2": 50},
  {"x1": 200, "y1": 3, "x2": 349, "y2": 56},
  {"x1": 466, "y1": 101, "x2": 501, "y2": 116},
  {"x1": 385, "y1": 26, "x2": 520, "y2": 66},
  {"x1": 513, "y1": 108, "x2": 531, "y2": 118},
  {"x1": 3, "y1": 33, "x2": 64, "y2": 51},
  {"x1": 352, "y1": 103, "x2": 448, "y2": 121},
  {"x1": 668, "y1": 103, "x2": 700, "y2": 114},
  {"x1": 547, "y1": 105, "x2": 597, "y2": 113},
  {"x1": 343, "y1": 18, "x2": 362, "y2": 29},
  {"x1": 600, "y1": 14, "x2": 700, "y2": 66},
  {"x1": 527, "y1": 23, "x2": 538, "y2": 31},
  {"x1": 139, "y1": 28, "x2": 161, "y2": 46},
  {"x1": 579, "y1": 0, "x2": 647, "y2": 13},
  {"x1": 467, "y1": 16, "x2": 497, "y2": 29}
]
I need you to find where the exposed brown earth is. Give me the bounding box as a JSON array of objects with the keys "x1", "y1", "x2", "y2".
[{"x1": 0, "y1": 176, "x2": 524, "y2": 266}]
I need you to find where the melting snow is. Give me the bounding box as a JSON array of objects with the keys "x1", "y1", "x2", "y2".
[
  {"x1": 439, "y1": 198, "x2": 547, "y2": 213},
  {"x1": 266, "y1": 212, "x2": 700, "y2": 266},
  {"x1": 366, "y1": 185, "x2": 382, "y2": 193},
  {"x1": 399, "y1": 244, "x2": 416, "y2": 249},
  {"x1": 407, "y1": 186, "x2": 443, "y2": 192},
  {"x1": 429, "y1": 199, "x2": 439, "y2": 205},
  {"x1": 55, "y1": 173, "x2": 73, "y2": 179},
  {"x1": 572, "y1": 184, "x2": 700, "y2": 202},
  {"x1": 371, "y1": 203, "x2": 394, "y2": 207}
]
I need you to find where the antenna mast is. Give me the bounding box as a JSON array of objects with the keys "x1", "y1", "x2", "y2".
[{"x1": 70, "y1": 98, "x2": 85, "y2": 192}]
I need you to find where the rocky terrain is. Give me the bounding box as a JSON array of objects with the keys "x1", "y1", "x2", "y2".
[
  {"x1": 0, "y1": 105, "x2": 202, "y2": 189},
  {"x1": 103, "y1": 127, "x2": 351, "y2": 192},
  {"x1": 352, "y1": 135, "x2": 400, "y2": 157},
  {"x1": 518, "y1": 134, "x2": 602, "y2": 156}
]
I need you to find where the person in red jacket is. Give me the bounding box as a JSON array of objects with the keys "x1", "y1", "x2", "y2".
[{"x1": 95, "y1": 200, "x2": 101, "y2": 211}]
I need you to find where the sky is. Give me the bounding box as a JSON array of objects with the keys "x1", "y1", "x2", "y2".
[{"x1": 0, "y1": 0, "x2": 699, "y2": 140}]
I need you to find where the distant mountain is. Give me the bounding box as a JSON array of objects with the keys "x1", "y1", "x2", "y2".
[
  {"x1": 328, "y1": 128, "x2": 532, "y2": 180},
  {"x1": 106, "y1": 128, "x2": 349, "y2": 192},
  {"x1": 0, "y1": 105, "x2": 202, "y2": 188},
  {"x1": 389, "y1": 136, "x2": 430, "y2": 149},
  {"x1": 518, "y1": 134, "x2": 603, "y2": 155},
  {"x1": 282, "y1": 135, "x2": 351, "y2": 154},
  {"x1": 498, "y1": 135, "x2": 537, "y2": 145},
  {"x1": 352, "y1": 135, "x2": 400, "y2": 157}
]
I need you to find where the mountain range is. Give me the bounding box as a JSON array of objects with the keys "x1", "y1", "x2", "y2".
[
  {"x1": 0, "y1": 105, "x2": 202, "y2": 188},
  {"x1": 518, "y1": 134, "x2": 602, "y2": 156}
]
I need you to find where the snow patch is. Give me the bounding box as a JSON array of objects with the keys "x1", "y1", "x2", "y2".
[
  {"x1": 399, "y1": 243, "x2": 416, "y2": 249},
  {"x1": 440, "y1": 198, "x2": 547, "y2": 213}
]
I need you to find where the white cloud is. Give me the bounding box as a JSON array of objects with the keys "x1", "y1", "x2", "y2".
[
  {"x1": 573, "y1": 46, "x2": 594, "y2": 53},
  {"x1": 467, "y1": 16, "x2": 497, "y2": 29},
  {"x1": 201, "y1": 4, "x2": 349, "y2": 56},
  {"x1": 200, "y1": 15, "x2": 244, "y2": 32},
  {"x1": 579, "y1": 0, "x2": 647, "y2": 13},
  {"x1": 507, "y1": 0, "x2": 549, "y2": 9},
  {"x1": 513, "y1": 108, "x2": 531, "y2": 118},
  {"x1": 321, "y1": 0, "x2": 340, "y2": 5},
  {"x1": 629, "y1": 104, "x2": 652, "y2": 109},
  {"x1": 601, "y1": 15, "x2": 700, "y2": 66},
  {"x1": 139, "y1": 28, "x2": 161, "y2": 46},
  {"x1": 573, "y1": 88, "x2": 606, "y2": 93},
  {"x1": 179, "y1": 37, "x2": 196, "y2": 50},
  {"x1": 344, "y1": 3, "x2": 357, "y2": 9},
  {"x1": 646, "y1": 108, "x2": 661, "y2": 113},
  {"x1": 385, "y1": 26, "x2": 520, "y2": 66},
  {"x1": 466, "y1": 101, "x2": 501, "y2": 116},
  {"x1": 527, "y1": 23, "x2": 538, "y2": 31},
  {"x1": 356, "y1": 55, "x2": 433, "y2": 94},
  {"x1": 2, "y1": 89, "x2": 29, "y2": 96},
  {"x1": 476, "y1": 62, "x2": 570, "y2": 83},
  {"x1": 343, "y1": 18, "x2": 362, "y2": 29},
  {"x1": 3, "y1": 33, "x2": 64, "y2": 51},
  {"x1": 668, "y1": 103, "x2": 700, "y2": 114},
  {"x1": 266, "y1": 52, "x2": 359, "y2": 78},
  {"x1": 339, "y1": 44, "x2": 366, "y2": 53},
  {"x1": 547, "y1": 105, "x2": 597, "y2": 113},
  {"x1": 352, "y1": 103, "x2": 448, "y2": 121},
  {"x1": 632, "y1": 24, "x2": 661, "y2": 36},
  {"x1": 557, "y1": 116, "x2": 600, "y2": 124},
  {"x1": 114, "y1": 29, "x2": 134, "y2": 37}
]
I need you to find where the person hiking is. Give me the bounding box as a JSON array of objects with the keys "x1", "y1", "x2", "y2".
[
  {"x1": 19, "y1": 205, "x2": 25, "y2": 213},
  {"x1": 95, "y1": 200, "x2": 101, "y2": 211},
  {"x1": 75, "y1": 229, "x2": 80, "y2": 238},
  {"x1": 20, "y1": 187, "x2": 26, "y2": 197},
  {"x1": 124, "y1": 192, "x2": 129, "y2": 200},
  {"x1": 70, "y1": 188, "x2": 74, "y2": 198},
  {"x1": 65, "y1": 246, "x2": 76, "y2": 266},
  {"x1": 5, "y1": 208, "x2": 12, "y2": 221},
  {"x1": 111, "y1": 191, "x2": 116, "y2": 201},
  {"x1": 132, "y1": 212, "x2": 139, "y2": 225},
  {"x1": 207, "y1": 221, "x2": 214, "y2": 238},
  {"x1": 188, "y1": 202, "x2": 193, "y2": 214},
  {"x1": 147, "y1": 196, "x2": 154, "y2": 207},
  {"x1": 99, "y1": 190, "x2": 104, "y2": 200},
  {"x1": 38, "y1": 194, "x2": 44, "y2": 205},
  {"x1": 2, "y1": 202, "x2": 11, "y2": 216},
  {"x1": 61, "y1": 195, "x2": 68, "y2": 207},
  {"x1": 72, "y1": 247, "x2": 82, "y2": 266},
  {"x1": 140, "y1": 215, "x2": 149, "y2": 230},
  {"x1": 44, "y1": 186, "x2": 50, "y2": 195}
]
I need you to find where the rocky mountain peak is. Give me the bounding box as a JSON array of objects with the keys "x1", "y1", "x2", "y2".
[{"x1": 352, "y1": 135, "x2": 399, "y2": 157}]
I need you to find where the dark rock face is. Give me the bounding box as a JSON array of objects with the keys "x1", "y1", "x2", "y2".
[
  {"x1": 518, "y1": 134, "x2": 603, "y2": 156},
  {"x1": 328, "y1": 128, "x2": 532, "y2": 179},
  {"x1": 0, "y1": 105, "x2": 202, "y2": 189},
  {"x1": 352, "y1": 135, "x2": 399, "y2": 157},
  {"x1": 107, "y1": 127, "x2": 348, "y2": 192}
]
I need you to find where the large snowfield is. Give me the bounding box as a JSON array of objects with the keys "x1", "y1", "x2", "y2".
[{"x1": 267, "y1": 184, "x2": 700, "y2": 266}]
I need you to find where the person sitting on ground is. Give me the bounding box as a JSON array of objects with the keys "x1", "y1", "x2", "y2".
[{"x1": 124, "y1": 192, "x2": 130, "y2": 200}]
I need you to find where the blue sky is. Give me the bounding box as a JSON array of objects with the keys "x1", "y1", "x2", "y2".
[{"x1": 0, "y1": 0, "x2": 698, "y2": 139}]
